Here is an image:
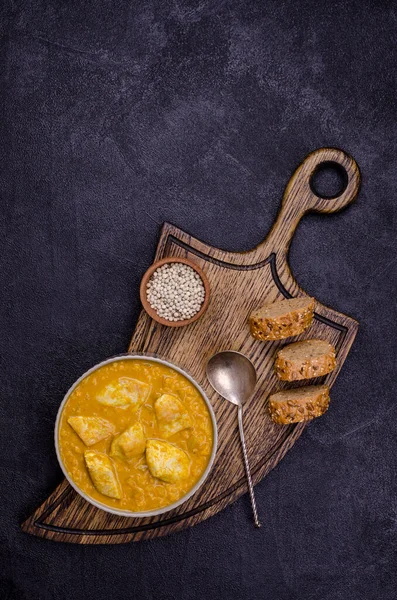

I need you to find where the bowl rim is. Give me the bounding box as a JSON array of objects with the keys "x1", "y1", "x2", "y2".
[
  {"x1": 54, "y1": 353, "x2": 218, "y2": 518},
  {"x1": 139, "y1": 257, "x2": 210, "y2": 327}
]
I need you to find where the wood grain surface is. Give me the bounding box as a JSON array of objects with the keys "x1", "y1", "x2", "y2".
[{"x1": 21, "y1": 148, "x2": 361, "y2": 544}]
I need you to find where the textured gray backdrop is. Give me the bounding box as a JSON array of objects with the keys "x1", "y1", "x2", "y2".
[{"x1": 1, "y1": 1, "x2": 397, "y2": 599}]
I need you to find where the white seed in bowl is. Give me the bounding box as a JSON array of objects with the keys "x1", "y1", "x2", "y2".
[{"x1": 146, "y1": 263, "x2": 206, "y2": 322}]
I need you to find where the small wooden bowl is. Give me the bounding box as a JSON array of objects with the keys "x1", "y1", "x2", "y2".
[{"x1": 140, "y1": 257, "x2": 210, "y2": 327}]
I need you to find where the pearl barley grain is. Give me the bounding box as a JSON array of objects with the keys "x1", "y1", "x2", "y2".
[{"x1": 146, "y1": 263, "x2": 206, "y2": 322}]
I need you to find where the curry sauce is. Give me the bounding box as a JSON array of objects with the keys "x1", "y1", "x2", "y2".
[{"x1": 58, "y1": 359, "x2": 214, "y2": 512}]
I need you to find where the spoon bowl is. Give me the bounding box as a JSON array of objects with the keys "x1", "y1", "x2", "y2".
[{"x1": 206, "y1": 351, "x2": 257, "y2": 406}]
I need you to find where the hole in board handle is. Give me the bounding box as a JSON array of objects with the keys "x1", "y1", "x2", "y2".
[{"x1": 310, "y1": 161, "x2": 348, "y2": 200}]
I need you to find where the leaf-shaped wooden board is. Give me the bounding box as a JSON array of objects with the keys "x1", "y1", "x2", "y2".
[{"x1": 22, "y1": 148, "x2": 360, "y2": 544}]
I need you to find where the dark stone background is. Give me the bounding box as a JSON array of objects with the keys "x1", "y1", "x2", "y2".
[{"x1": 1, "y1": 1, "x2": 396, "y2": 599}]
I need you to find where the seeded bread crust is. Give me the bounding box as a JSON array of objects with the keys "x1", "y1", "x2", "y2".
[
  {"x1": 275, "y1": 339, "x2": 336, "y2": 381},
  {"x1": 268, "y1": 384, "x2": 330, "y2": 424},
  {"x1": 249, "y1": 297, "x2": 315, "y2": 341}
]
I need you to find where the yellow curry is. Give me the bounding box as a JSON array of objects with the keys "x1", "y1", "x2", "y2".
[{"x1": 58, "y1": 358, "x2": 214, "y2": 512}]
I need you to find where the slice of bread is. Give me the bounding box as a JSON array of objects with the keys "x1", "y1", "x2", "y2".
[
  {"x1": 268, "y1": 384, "x2": 330, "y2": 424},
  {"x1": 275, "y1": 339, "x2": 336, "y2": 381},
  {"x1": 249, "y1": 297, "x2": 314, "y2": 341}
]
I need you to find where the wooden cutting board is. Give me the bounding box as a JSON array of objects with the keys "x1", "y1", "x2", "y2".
[{"x1": 21, "y1": 147, "x2": 360, "y2": 544}]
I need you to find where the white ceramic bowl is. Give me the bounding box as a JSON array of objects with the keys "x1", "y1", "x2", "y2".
[{"x1": 55, "y1": 354, "x2": 218, "y2": 517}]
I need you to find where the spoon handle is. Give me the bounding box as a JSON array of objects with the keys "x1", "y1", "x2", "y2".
[{"x1": 237, "y1": 405, "x2": 261, "y2": 528}]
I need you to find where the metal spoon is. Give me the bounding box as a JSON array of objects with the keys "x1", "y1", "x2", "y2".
[{"x1": 206, "y1": 351, "x2": 261, "y2": 528}]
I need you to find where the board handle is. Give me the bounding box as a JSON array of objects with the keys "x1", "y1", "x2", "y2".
[{"x1": 266, "y1": 148, "x2": 361, "y2": 255}]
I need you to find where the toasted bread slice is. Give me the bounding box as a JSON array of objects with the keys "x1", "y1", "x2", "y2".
[
  {"x1": 268, "y1": 384, "x2": 330, "y2": 424},
  {"x1": 275, "y1": 339, "x2": 336, "y2": 381},
  {"x1": 249, "y1": 297, "x2": 314, "y2": 341}
]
